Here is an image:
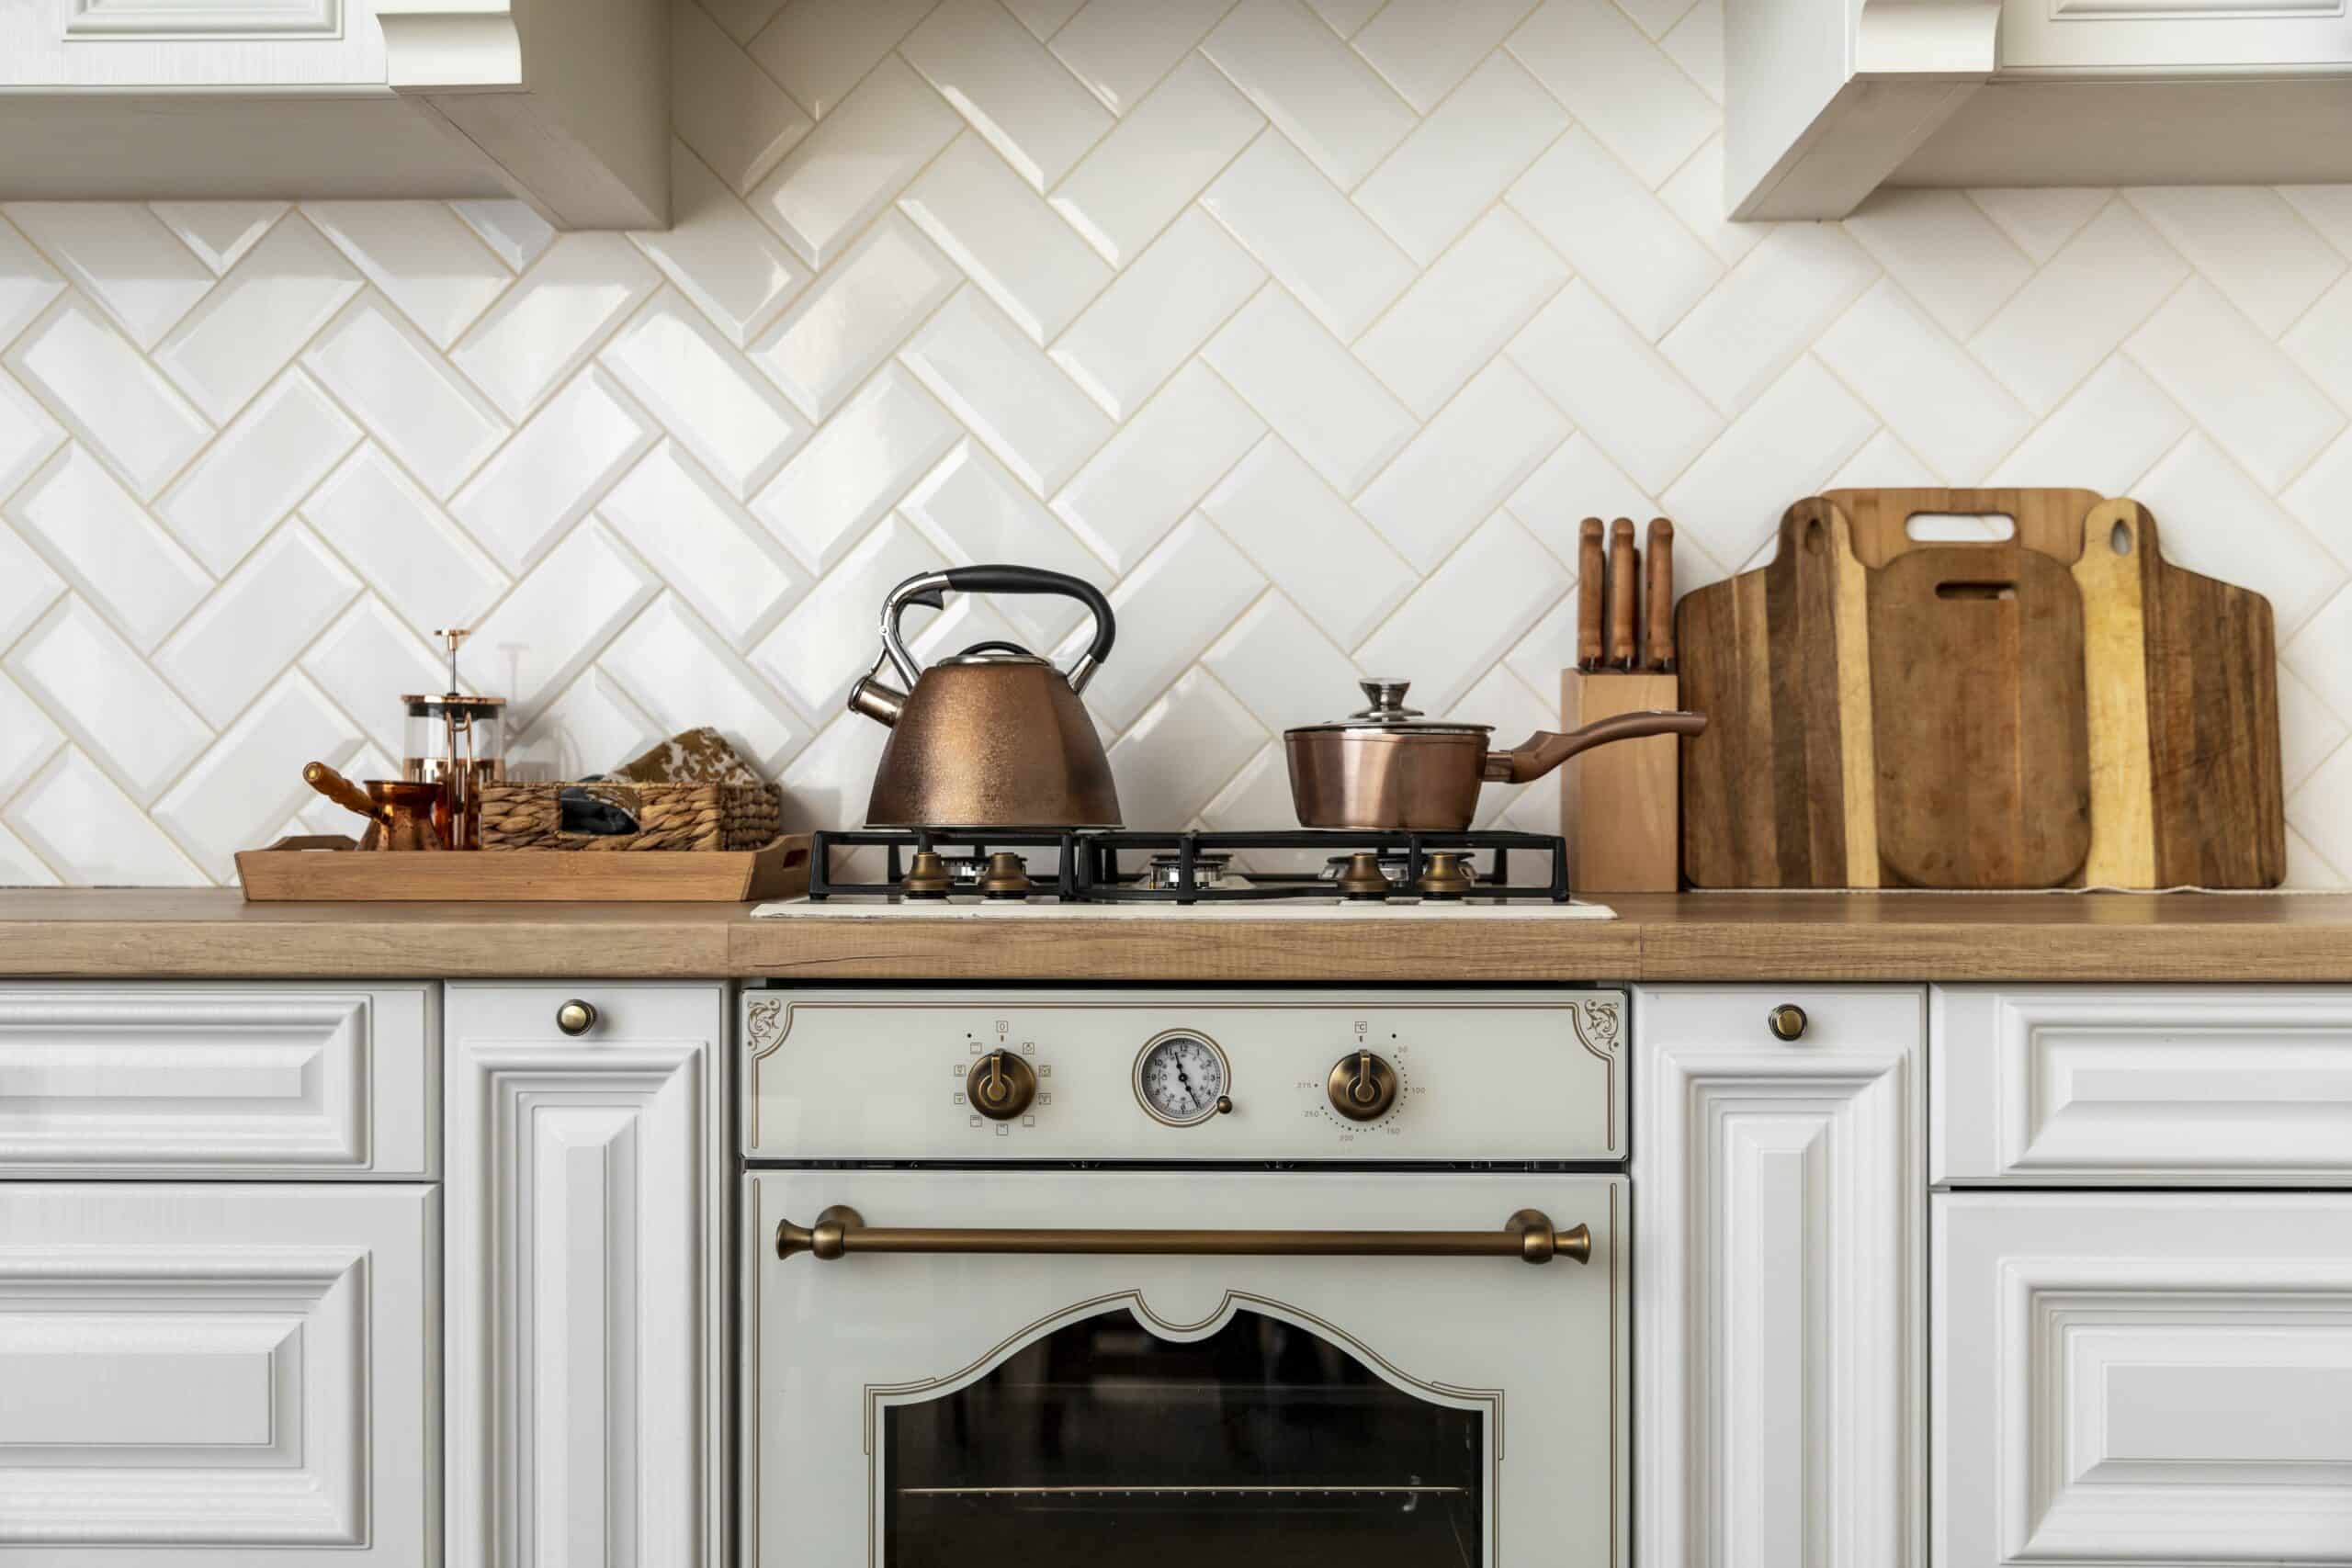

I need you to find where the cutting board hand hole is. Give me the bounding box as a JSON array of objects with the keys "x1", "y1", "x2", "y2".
[
  {"x1": 1906, "y1": 512, "x2": 2017, "y2": 542},
  {"x1": 1935, "y1": 580, "x2": 2018, "y2": 601}
]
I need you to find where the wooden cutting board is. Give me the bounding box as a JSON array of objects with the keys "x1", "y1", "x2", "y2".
[{"x1": 1678, "y1": 489, "x2": 2284, "y2": 888}]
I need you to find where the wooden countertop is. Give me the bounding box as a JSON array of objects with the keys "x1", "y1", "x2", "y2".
[{"x1": 1, "y1": 889, "x2": 2349, "y2": 981}]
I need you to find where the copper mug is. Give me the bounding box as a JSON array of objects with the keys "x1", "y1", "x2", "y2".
[{"x1": 302, "y1": 761, "x2": 445, "y2": 851}]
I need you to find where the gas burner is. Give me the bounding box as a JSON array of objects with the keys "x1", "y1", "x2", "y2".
[
  {"x1": 1143, "y1": 852, "x2": 1234, "y2": 890},
  {"x1": 812, "y1": 829, "x2": 1569, "y2": 904},
  {"x1": 1319, "y1": 850, "x2": 1477, "y2": 890},
  {"x1": 1414, "y1": 851, "x2": 1477, "y2": 901},
  {"x1": 1328, "y1": 852, "x2": 1395, "y2": 901},
  {"x1": 899, "y1": 849, "x2": 956, "y2": 898},
  {"x1": 975, "y1": 851, "x2": 1032, "y2": 900}
]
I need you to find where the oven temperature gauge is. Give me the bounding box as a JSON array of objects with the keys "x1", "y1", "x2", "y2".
[{"x1": 1133, "y1": 1031, "x2": 1234, "y2": 1126}]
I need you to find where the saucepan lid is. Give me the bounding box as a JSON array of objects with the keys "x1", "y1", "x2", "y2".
[{"x1": 1285, "y1": 678, "x2": 1492, "y2": 738}]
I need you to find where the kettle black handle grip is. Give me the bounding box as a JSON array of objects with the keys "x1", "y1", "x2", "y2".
[{"x1": 939, "y1": 565, "x2": 1116, "y2": 672}]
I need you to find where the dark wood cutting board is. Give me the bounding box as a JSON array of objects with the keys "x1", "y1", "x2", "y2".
[
  {"x1": 1866, "y1": 543, "x2": 2089, "y2": 887},
  {"x1": 1678, "y1": 489, "x2": 2284, "y2": 888}
]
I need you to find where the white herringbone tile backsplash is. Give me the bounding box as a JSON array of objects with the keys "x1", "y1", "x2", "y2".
[{"x1": 4, "y1": 0, "x2": 2351, "y2": 886}]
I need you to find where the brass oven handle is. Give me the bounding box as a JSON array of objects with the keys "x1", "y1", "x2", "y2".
[{"x1": 776, "y1": 1206, "x2": 1590, "y2": 1267}]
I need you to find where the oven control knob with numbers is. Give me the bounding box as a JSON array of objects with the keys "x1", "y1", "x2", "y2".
[
  {"x1": 1327, "y1": 1049, "x2": 1400, "y2": 1122},
  {"x1": 965, "y1": 1049, "x2": 1037, "y2": 1121}
]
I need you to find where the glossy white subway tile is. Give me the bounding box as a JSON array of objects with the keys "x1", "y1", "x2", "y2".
[
  {"x1": 1200, "y1": 0, "x2": 1415, "y2": 190},
  {"x1": 152, "y1": 215, "x2": 363, "y2": 426},
  {"x1": 7, "y1": 296, "x2": 211, "y2": 499},
  {"x1": 1199, "y1": 435, "x2": 1413, "y2": 648},
  {"x1": 304, "y1": 201, "x2": 513, "y2": 349},
  {"x1": 3, "y1": 202, "x2": 214, "y2": 350},
  {"x1": 303, "y1": 294, "x2": 507, "y2": 499},
  {"x1": 155, "y1": 525, "x2": 357, "y2": 728},
  {"x1": 6, "y1": 446, "x2": 210, "y2": 653},
  {"x1": 1202, "y1": 285, "x2": 1413, "y2": 496},
  {"x1": 899, "y1": 287, "x2": 1112, "y2": 494},
  {"x1": 1050, "y1": 206, "x2": 1262, "y2": 419},
  {"x1": 601, "y1": 287, "x2": 808, "y2": 497},
  {"x1": 899, "y1": 132, "x2": 1113, "y2": 342},
  {"x1": 155, "y1": 371, "x2": 358, "y2": 578},
  {"x1": 1053, "y1": 53, "x2": 1264, "y2": 267},
  {"x1": 900, "y1": 0, "x2": 1114, "y2": 188},
  {"x1": 755, "y1": 364, "x2": 962, "y2": 572},
  {"x1": 599, "y1": 441, "x2": 803, "y2": 648},
  {"x1": 452, "y1": 233, "x2": 662, "y2": 422},
  {"x1": 752, "y1": 211, "x2": 961, "y2": 423},
  {"x1": 1353, "y1": 51, "x2": 1567, "y2": 267}
]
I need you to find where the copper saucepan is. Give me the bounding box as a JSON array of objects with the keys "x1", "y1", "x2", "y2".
[{"x1": 1284, "y1": 679, "x2": 1706, "y2": 831}]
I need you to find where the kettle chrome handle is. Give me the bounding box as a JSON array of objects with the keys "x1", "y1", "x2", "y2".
[{"x1": 876, "y1": 566, "x2": 1117, "y2": 694}]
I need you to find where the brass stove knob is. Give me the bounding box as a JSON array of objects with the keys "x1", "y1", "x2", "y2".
[
  {"x1": 967, "y1": 1049, "x2": 1038, "y2": 1121},
  {"x1": 1327, "y1": 1049, "x2": 1399, "y2": 1122}
]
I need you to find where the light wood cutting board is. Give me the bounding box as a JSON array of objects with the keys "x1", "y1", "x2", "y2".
[{"x1": 1677, "y1": 489, "x2": 2284, "y2": 889}]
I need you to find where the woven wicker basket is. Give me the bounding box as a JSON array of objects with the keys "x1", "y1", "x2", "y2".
[{"x1": 479, "y1": 781, "x2": 782, "y2": 852}]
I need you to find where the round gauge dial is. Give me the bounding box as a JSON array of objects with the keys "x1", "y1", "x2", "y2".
[{"x1": 1133, "y1": 1032, "x2": 1232, "y2": 1126}]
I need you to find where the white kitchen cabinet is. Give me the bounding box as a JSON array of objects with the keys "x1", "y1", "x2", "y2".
[
  {"x1": 0, "y1": 0, "x2": 667, "y2": 227},
  {"x1": 0, "y1": 982, "x2": 435, "y2": 1179},
  {"x1": 1934, "y1": 985, "x2": 2352, "y2": 1186},
  {"x1": 1725, "y1": 0, "x2": 2352, "y2": 216},
  {"x1": 1634, "y1": 986, "x2": 1927, "y2": 1568},
  {"x1": 0, "y1": 1181, "x2": 438, "y2": 1567},
  {"x1": 444, "y1": 983, "x2": 729, "y2": 1568},
  {"x1": 1938, "y1": 1191, "x2": 2352, "y2": 1565}
]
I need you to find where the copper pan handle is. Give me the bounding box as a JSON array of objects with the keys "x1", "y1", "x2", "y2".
[
  {"x1": 302, "y1": 761, "x2": 383, "y2": 824},
  {"x1": 777, "y1": 1206, "x2": 1590, "y2": 1267},
  {"x1": 1482, "y1": 709, "x2": 1706, "y2": 784}
]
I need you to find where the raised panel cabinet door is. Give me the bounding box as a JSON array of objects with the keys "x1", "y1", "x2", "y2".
[
  {"x1": 1634, "y1": 986, "x2": 1928, "y2": 1568},
  {"x1": 1937, "y1": 1192, "x2": 2352, "y2": 1565},
  {"x1": 0, "y1": 982, "x2": 435, "y2": 1179},
  {"x1": 1995, "y1": 0, "x2": 2352, "y2": 71},
  {"x1": 1933, "y1": 986, "x2": 2352, "y2": 1186},
  {"x1": 445, "y1": 983, "x2": 728, "y2": 1568},
  {"x1": 0, "y1": 1181, "x2": 438, "y2": 1567}
]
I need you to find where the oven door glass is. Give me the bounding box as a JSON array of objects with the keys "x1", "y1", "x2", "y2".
[{"x1": 746, "y1": 1170, "x2": 1625, "y2": 1568}]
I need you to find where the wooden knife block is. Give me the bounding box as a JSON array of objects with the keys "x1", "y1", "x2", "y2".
[{"x1": 1561, "y1": 671, "x2": 1681, "y2": 892}]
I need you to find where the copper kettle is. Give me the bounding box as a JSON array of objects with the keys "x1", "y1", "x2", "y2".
[{"x1": 848, "y1": 565, "x2": 1122, "y2": 828}]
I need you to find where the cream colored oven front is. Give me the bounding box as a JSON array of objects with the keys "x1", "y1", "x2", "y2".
[{"x1": 743, "y1": 1168, "x2": 1627, "y2": 1568}]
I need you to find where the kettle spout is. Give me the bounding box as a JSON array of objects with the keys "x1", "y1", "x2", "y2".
[{"x1": 847, "y1": 652, "x2": 908, "y2": 728}]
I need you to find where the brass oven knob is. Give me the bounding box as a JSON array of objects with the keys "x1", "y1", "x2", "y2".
[
  {"x1": 967, "y1": 1049, "x2": 1038, "y2": 1121},
  {"x1": 1327, "y1": 1050, "x2": 1399, "y2": 1122},
  {"x1": 555, "y1": 999, "x2": 598, "y2": 1036},
  {"x1": 1767, "y1": 1003, "x2": 1808, "y2": 1042}
]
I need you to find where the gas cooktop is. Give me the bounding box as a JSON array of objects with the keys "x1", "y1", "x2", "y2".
[{"x1": 801, "y1": 828, "x2": 1576, "y2": 906}]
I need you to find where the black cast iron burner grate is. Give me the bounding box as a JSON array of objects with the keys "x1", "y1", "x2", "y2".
[{"x1": 808, "y1": 828, "x2": 1571, "y2": 904}]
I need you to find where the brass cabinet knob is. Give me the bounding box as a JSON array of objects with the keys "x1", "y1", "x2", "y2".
[
  {"x1": 1767, "y1": 1003, "x2": 1808, "y2": 1042},
  {"x1": 1327, "y1": 1050, "x2": 1400, "y2": 1122},
  {"x1": 967, "y1": 1049, "x2": 1038, "y2": 1121},
  {"x1": 555, "y1": 999, "x2": 598, "y2": 1036}
]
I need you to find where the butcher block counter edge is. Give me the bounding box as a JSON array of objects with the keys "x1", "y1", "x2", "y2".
[{"x1": 0, "y1": 890, "x2": 2348, "y2": 981}]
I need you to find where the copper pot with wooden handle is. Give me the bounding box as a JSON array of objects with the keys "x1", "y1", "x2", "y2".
[
  {"x1": 1284, "y1": 679, "x2": 1705, "y2": 831},
  {"x1": 302, "y1": 761, "x2": 444, "y2": 851}
]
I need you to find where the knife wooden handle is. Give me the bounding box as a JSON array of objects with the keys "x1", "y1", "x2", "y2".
[
  {"x1": 1607, "y1": 518, "x2": 1637, "y2": 670},
  {"x1": 1644, "y1": 518, "x2": 1675, "y2": 671},
  {"x1": 1577, "y1": 517, "x2": 1605, "y2": 671}
]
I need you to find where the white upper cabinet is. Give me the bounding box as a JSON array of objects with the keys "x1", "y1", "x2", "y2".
[
  {"x1": 1725, "y1": 0, "x2": 2352, "y2": 217},
  {"x1": 0, "y1": 0, "x2": 667, "y2": 229}
]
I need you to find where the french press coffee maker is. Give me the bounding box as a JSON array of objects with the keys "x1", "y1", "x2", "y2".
[{"x1": 402, "y1": 628, "x2": 505, "y2": 850}]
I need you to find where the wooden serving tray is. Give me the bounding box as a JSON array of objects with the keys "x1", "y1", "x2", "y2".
[{"x1": 236, "y1": 834, "x2": 811, "y2": 902}]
